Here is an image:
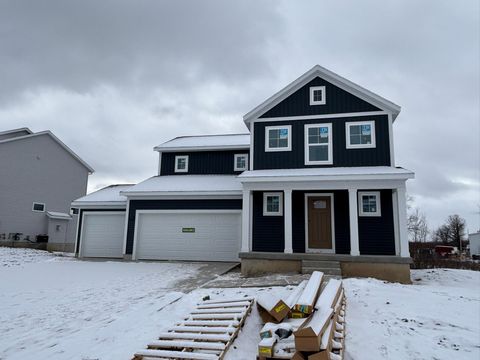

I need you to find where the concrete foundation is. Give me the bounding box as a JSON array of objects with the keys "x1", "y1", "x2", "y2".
[
  {"x1": 0, "y1": 241, "x2": 47, "y2": 250},
  {"x1": 46, "y1": 243, "x2": 75, "y2": 253},
  {"x1": 341, "y1": 262, "x2": 411, "y2": 284},
  {"x1": 241, "y1": 258, "x2": 301, "y2": 276}
]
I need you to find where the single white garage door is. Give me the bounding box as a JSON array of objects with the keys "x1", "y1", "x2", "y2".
[
  {"x1": 80, "y1": 212, "x2": 125, "y2": 258},
  {"x1": 134, "y1": 211, "x2": 241, "y2": 262}
]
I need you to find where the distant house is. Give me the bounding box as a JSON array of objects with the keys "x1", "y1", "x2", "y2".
[
  {"x1": 469, "y1": 232, "x2": 480, "y2": 256},
  {"x1": 0, "y1": 128, "x2": 94, "y2": 252},
  {"x1": 72, "y1": 65, "x2": 414, "y2": 283}
]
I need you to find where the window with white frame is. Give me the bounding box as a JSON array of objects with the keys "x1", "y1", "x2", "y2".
[
  {"x1": 32, "y1": 202, "x2": 45, "y2": 212},
  {"x1": 263, "y1": 192, "x2": 283, "y2": 216},
  {"x1": 174, "y1": 155, "x2": 189, "y2": 173},
  {"x1": 304, "y1": 123, "x2": 332, "y2": 165},
  {"x1": 309, "y1": 86, "x2": 326, "y2": 105},
  {"x1": 358, "y1": 191, "x2": 381, "y2": 216},
  {"x1": 265, "y1": 125, "x2": 291, "y2": 152},
  {"x1": 234, "y1": 154, "x2": 248, "y2": 171},
  {"x1": 346, "y1": 121, "x2": 376, "y2": 149}
]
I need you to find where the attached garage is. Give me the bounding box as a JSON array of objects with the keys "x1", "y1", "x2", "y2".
[
  {"x1": 133, "y1": 210, "x2": 241, "y2": 262},
  {"x1": 80, "y1": 212, "x2": 125, "y2": 258}
]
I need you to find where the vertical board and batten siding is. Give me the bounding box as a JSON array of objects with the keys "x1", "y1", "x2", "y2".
[
  {"x1": 253, "y1": 114, "x2": 390, "y2": 170},
  {"x1": 259, "y1": 77, "x2": 381, "y2": 118},
  {"x1": 125, "y1": 199, "x2": 242, "y2": 254},
  {"x1": 252, "y1": 191, "x2": 285, "y2": 252},
  {"x1": 160, "y1": 150, "x2": 249, "y2": 175},
  {"x1": 358, "y1": 189, "x2": 396, "y2": 255}
]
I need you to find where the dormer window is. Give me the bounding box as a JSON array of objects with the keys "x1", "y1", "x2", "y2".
[
  {"x1": 309, "y1": 86, "x2": 326, "y2": 105},
  {"x1": 234, "y1": 154, "x2": 248, "y2": 171},
  {"x1": 174, "y1": 155, "x2": 188, "y2": 173},
  {"x1": 265, "y1": 125, "x2": 291, "y2": 152},
  {"x1": 346, "y1": 121, "x2": 376, "y2": 149}
]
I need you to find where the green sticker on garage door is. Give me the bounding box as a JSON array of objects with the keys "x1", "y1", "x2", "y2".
[{"x1": 182, "y1": 227, "x2": 195, "y2": 233}]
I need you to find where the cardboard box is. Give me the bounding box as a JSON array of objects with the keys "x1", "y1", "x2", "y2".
[
  {"x1": 290, "y1": 310, "x2": 308, "y2": 319},
  {"x1": 308, "y1": 350, "x2": 330, "y2": 360},
  {"x1": 258, "y1": 337, "x2": 277, "y2": 357},
  {"x1": 294, "y1": 308, "x2": 333, "y2": 352},
  {"x1": 291, "y1": 351, "x2": 308, "y2": 360},
  {"x1": 257, "y1": 299, "x2": 290, "y2": 323}
]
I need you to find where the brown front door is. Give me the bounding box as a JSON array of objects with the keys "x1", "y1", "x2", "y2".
[{"x1": 307, "y1": 196, "x2": 333, "y2": 250}]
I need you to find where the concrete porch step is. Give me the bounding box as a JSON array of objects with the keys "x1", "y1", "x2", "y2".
[
  {"x1": 302, "y1": 260, "x2": 341, "y2": 268},
  {"x1": 301, "y1": 266, "x2": 342, "y2": 276}
]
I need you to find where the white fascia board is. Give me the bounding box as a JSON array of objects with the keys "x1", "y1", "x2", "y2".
[
  {"x1": 153, "y1": 144, "x2": 250, "y2": 152},
  {"x1": 71, "y1": 202, "x2": 127, "y2": 208},
  {"x1": 0, "y1": 127, "x2": 33, "y2": 136},
  {"x1": 239, "y1": 173, "x2": 414, "y2": 183},
  {"x1": 243, "y1": 65, "x2": 401, "y2": 126},
  {"x1": 121, "y1": 191, "x2": 243, "y2": 198}
]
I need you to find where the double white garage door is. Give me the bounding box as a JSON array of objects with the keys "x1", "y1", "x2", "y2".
[{"x1": 80, "y1": 211, "x2": 241, "y2": 262}]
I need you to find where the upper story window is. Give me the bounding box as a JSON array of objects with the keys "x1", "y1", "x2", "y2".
[
  {"x1": 304, "y1": 123, "x2": 333, "y2": 165},
  {"x1": 234, "y1": 154, "x2": 248, "y2": 171},
  {"x1": 174, "y1": 155, "x2": 189, "y2": 173},
  {"x1": 346, "y1": 121, "x2": 376, "y2": 149},
  {"x1": 358, "y1": 191, "x2": 381, "y2": 216},
  {"x1": 263, "y1": 192, "x2": 283, "y2": 216},
  {"x1": 265, "y1": 125, "x2": 291, "y2": 152},
  {"x1": 309, "y1": 86, "x2": 326, "y2": 105},
  {"x1": 32, "y1": 202, "x2": 45, "y2": 212}
]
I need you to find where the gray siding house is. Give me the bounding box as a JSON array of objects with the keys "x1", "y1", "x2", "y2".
[{"x1": 0, "y1": 128, "x2": 94, "y2": 252}]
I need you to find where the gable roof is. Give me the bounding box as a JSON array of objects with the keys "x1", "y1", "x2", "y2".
[
  {"x1": 154, "y1": 133, "x2": 250, "y2": 152},
  {"x1": 0, "y1": 130, "x2": 95, "y2": 173},
  {"x1": 243, "y1": 65, "x2": 401, "y2": 127},
  {"x1": 72, "y1": 184, "x2": 134, "y2": 206},
  {"x1": 0, "y1": 127, "x2": 33, "y2": 139}
]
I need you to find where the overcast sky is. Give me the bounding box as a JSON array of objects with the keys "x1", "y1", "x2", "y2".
[{"x1": 0, "y1": 0, "x2": 479, "y2": 233}]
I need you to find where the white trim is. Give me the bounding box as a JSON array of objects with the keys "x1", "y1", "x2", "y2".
[
  {"x1": 254, "y1": 111, "x2": 388, "y2": 123},
  {"x1": 304, "y1": 193, "x2": 335, "y2": 254},
  {"x1": 304, "y1": 123, "x2": 333, "y2": 165},
  {"x1": 158, "y1": 152, "x2": 162, "y2": 176},
  {"x1": 123, "y1": 191, "x2": 242, "y2": 197},
  {"x1": 265, "y1": 125, "x2": 292, "y2": 152},
  {"x1": 348, "y1": 188, "x2": 360, "y2": 256},
  {"x1": 250, "y1": 123, "x2": 255, "y2": 170},
  {"x1": 358, "y1": 191, "x2": 381, "y2": 217},
  {"x1": 122, "y1": 200, "x2": 130, "y2": 255},
  {"x1": 309, "y1": 86, "x2": 326, "y2": 105},
  {"x1": 234, "y1": 153, "x2": 249, "y2": 171},
  {"x1": 131, "y1": 209, "x2": 242, "y2": 260},
  {"x1": 249, "y1": 191, "x2": 253, "y2": 251},
  {"x1": 0, "y1": 127, "x2": 33, "y2": 136},
  {"x1": 174, "y1": 155, "x2": 189, "y2": 173},
  {"x1": 284, "y1": 189, "x2": 293, "y2": 253},
  {"x1": 388, "y1": 113, "x2": 395, "y2": 166},
  {"x1": 240, "y1": 172, "x2": 414, "y2": 183},
  {"x1": 345, "y1": 120, "x2": 376, "y2": 149},
  {"x1": 241, "y1": 189, "x2": 250, "y2": 252},
  {"x1": 396, "y1": 185, "x2": 410, "y2": 257},
  {"x1": 32, "y1": 202, "x2": 45, "y2": 212},
  {"x1": 263, "y1": 192, "x2": 283, "y2": 216},
  {"x1": 70, "y1": 202, "x2": 127, "y2": 208},
  {"x1": 392, "y1": 190, "x2": 400, "y2": 256},
  {"x1": 73, "y1": 210, "x2": 81, "y2": 256},
  {"x1": 155, "y1": 144, "x2": 250, "y2": 152}
]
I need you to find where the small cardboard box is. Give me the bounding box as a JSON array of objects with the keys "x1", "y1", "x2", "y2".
[
  {"x1": 257, "y1": 299, "x2": 290, "y2": 323},
  {"x1": 291, "y1": 351, "x2": 308, "y2": 360},
  {"x1": 258, "y1": 337, "x2": 277, "y2": 357},
  {"x1": 290, "y1": 310, "x2": 307, "y2": 319}
]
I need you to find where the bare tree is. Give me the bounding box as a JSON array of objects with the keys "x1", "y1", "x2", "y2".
[
  {"x1": 446, "y1": 214, "x2": 467, "y2": 249},
  {"x1": 432, "y1": 224, "x2": 450, "y2": 243},
  {"x1": 408, "y1": 208, "x2": 429, "y2": 242}
]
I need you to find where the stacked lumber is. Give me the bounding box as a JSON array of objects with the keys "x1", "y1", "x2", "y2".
[
  {"x1": 257, "y1": 273, "x2": 347, "y2": 360},
  {"x1": 133, "y1": 297, "x2": 254, "y2": 360}
]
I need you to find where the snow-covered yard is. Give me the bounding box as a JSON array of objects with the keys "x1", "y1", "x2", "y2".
[{"x1": 0, "y1": 248, "x2": 479, "y2": 360}]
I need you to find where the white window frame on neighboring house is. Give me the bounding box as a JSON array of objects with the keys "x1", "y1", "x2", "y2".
[
  {"x1": 265, "y1": 125, "x2": 292, "y2": 152},
  {"x1": 234, "y1": 154, "x2": 248, "y2": 171},
  {"x1": 263, "y1": 192, "x2": 283, "y2": 216},
  {"x1": 346, "y1": 120, "x2": 376, "y2": 149},
  {"x1": 304, "y1": 123, "x2": 333, "y2": 165},
  {"x1": 32, "y1": 202, "x2": 45, "y2": 212},
  {"x1": 174, "y1": 155, "x2": 189, "y2": 173},
  {"x1": 358, "y1": 191, "x2": 381, "y2": 217},
  {"x1": 309, "y1": 86, "x2": 326, "y2": 105}
]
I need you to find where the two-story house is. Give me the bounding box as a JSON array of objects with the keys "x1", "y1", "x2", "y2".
[{"x1": 72, "y1": 65, "x2": 414, "y2": 283}]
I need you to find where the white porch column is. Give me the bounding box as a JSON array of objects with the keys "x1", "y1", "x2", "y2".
[
  {"x1": 284, "y1": 189, "x2": 293, "y2": 254},
  {"x1": 396, "y1": 185, "x2": 410, "y2": 257},
  {"x1": 348, "y1": 188, "x2": 360, "y2": 256},
  {"x1": 241, "y1": 189, "x2": 251, "y2": 253}
]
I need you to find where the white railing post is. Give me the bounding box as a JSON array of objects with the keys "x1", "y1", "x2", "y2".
[
  {"x1": 284, "y1": 189, "x2": 293, "y2": 254},
  {"x1": 397, "y1": 185, "x2": 410, "y2": 257},
  {"x1": 241, "y1": 189, "x2": 251, "y2": 253},
  {"x1": 348, "y1": 188, "x2": 360, "y2": 256}
]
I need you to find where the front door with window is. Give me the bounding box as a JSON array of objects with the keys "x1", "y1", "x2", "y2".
[{"x1": 307, "y1": 195, "x2": 333, "y2": 252}]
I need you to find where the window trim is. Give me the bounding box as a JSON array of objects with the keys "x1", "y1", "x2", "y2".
[
  {"x1": 309, "y1": 86, "x2": 326, "y2": 105},
  {"x1": 265, "y1": 125, "x2": 292, "y2": 152},
  {"x1": 345, "y1": 120, "x2": 376, "y2": 149},
  {"x1": 358, "y1": 191, "x2": 381, "y2": 217},
  {"x1": 234, "y1": 154, "x2": 248, "y2": 171},
  {"x1": 263, "y1": 192, "x2": 283, "y2": 216},
  {"x1": 174, "y1": 155, "x2": 189, "y2": 173},
  {"x1": 32, "y1": 202, "x2": 45, "y2": 212},
  {"x1": 304, "y1": 123, "x2": 333, "y2": 165}
]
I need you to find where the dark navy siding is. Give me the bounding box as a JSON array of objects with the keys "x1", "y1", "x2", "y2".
[
  {"x1": 125, "y1": 199, "x2": 242, "y2": 254},
  {"x1": 260, "y1": 77, "x2": 381, "y2": 118},
  {"x1": 358, "y1": 189, "x2": 395, "y2": 255},
  {"x1": 161, "y1": 150, "x2": 249, "y2": 175},
  {"x1": 252, "y1": 191, "x2": 284, "y2": 252},
  {"x1": 253, "y1": 115, "x2": 390, "y2": 169},
  {"x1": 75, "y1": 208, "x2": 126, "y2": 254}
]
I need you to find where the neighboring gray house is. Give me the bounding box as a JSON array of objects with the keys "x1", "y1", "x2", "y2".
[
  {"x1": 0, "y1": 128, "x2": 94, "y2": 252},
  {"x1": 469, "y1": 232, "x2": 480, "y2": 256}
]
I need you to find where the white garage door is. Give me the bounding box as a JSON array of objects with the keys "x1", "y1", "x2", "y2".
[
  {"x1": 81, "y1": 212, "x2": 125, "y2": 258},
  {"x1": 134, "y1": 211, "x2": 241, "y2": 262}
]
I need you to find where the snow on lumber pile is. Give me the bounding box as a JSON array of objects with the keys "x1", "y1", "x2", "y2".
[
  {"x1": 257, "y1": 293, "x2": 291, "y2": 323},
  {"x1": 293, "y1": 271, "x2": 324, "y2": 315}
]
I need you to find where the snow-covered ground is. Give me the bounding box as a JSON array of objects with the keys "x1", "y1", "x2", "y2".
[{"x1": 0, "y1": 248, "x2": 479, "y2": 360}]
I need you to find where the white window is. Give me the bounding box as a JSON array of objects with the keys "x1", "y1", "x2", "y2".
[
  {"x1": 304, "y1": 123, "x2": 333, "y2": 165},
  {"x1": 346, "y1": 121, "x2": 376, "y2": 149},
  {"x1": 174, "y1": 155, "x2": 189, "y2": 173},
  {"x1": 265, "y1": 125, "x2": 291, "y2": 152},
  {"x1": 32, "y1": 202, "x2": 45, "y2": 212},
  {"x1": 358, "y1": 191, "x2": 381, "y2": 217},
  {"x1": 234, "y1": 154, "x2": 248, "y2": 171},
  {"x1": 309, "y1": 86, "x2": 326, "y2": 105},
  {"x1": 263, "y1": 192, "x2": 283, "y2": 216}
]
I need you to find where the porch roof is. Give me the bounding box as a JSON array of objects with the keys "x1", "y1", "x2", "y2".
[{"x1": 238, "y1": 166, "x2": 414, "y2": 183}]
